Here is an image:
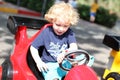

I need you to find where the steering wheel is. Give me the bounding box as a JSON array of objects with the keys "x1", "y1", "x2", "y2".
[{"x1": 59, "y1": 50, "x2": 90, "y2": 71}]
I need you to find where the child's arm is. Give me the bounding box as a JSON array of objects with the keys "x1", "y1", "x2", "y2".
[{"x1": 30, "y1": 45, "x2": 48, "y2": 72}]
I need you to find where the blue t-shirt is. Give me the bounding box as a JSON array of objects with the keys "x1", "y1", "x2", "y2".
[{"x1": 31, "y1": 26, "x2": 76, "y2": 63}]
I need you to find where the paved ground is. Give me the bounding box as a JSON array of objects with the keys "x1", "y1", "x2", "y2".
[{"x1": 0, "y1": 1, "x2": 120, "y2": 80}]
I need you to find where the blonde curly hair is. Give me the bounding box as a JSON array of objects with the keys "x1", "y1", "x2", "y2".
[{"x1": 44, "y1": 2, "x2": 79, "y2": 25}]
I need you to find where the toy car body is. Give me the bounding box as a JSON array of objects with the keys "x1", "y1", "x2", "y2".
[
  {"x1": 103, "y1": 34, "x2": 120, "y2": 80},
  {"x1": 0, "y1": 16, "x2": 98, "y2": 80}
]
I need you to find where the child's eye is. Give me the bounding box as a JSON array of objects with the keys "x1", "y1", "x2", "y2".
[
  {"x1": 55, "y1": 23, "x2": 69, "y2": 28},
  {"x1": 55, "y1": 23, "x2": 61, "y2": 26}
]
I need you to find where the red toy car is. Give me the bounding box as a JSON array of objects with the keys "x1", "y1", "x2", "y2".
[{"x1": 0, "y1": 16, "x2": 98, "y2": 80}]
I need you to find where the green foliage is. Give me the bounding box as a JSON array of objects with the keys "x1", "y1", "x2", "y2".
[
  {"x1": 96, "y1": 7, "x2": 118, "y2": 28},
  {"x1": 4, "y1": 0, "x2": 28, "y2": 6},
  {"x1": 5, "y1": 0, "x2": 54, "y2": 14},
  {"x1": 27, "y1": 0, "x2": 43, "y2": 12},
  {"x1": 77, "y1": 4, "x2": 90, "y2": 21},
  {"x1": 77, "y1": 4, "x2": 118, "y2": 28},
  {"x1": 4, "y1": 0, "x2": 17, "y2": 4},
  {"x1": 20, "y1": 0, "x2": 29, "y2": 7}
]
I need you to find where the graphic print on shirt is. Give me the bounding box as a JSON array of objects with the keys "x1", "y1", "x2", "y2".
[{"x1": 48, "y1": 42, "x2": 67, "y2": 58}]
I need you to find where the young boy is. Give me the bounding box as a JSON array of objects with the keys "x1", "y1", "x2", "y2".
[
  {"x1": 90, "y1": 0, "x2": 99, "y2": 22},
  {"x1": 30, "y1": 2, "x2": 79, "y2": 80}
]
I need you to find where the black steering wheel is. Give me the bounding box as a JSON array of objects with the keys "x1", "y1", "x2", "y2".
[{"x1": 59, "y1": 50, "x2": 90, "y2": 71}]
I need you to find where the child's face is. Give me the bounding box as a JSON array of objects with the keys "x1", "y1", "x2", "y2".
[{"x1": 53, "y1": 18, "x2": 70, "y2": 36}]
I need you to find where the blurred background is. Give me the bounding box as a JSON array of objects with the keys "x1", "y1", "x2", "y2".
[
  {"x1": 0, "y1": 0, "x2": 120, "y2": 80},
  {"x1": 3, "y1": 0, "x2": 120, "y2": 28}
]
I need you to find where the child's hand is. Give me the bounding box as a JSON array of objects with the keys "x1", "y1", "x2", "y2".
[
  {"x1": 36, "y1": 61, "x2": 49, "y2": 72},
  {"x1": 57, "y1": 52, "x2": 65, "y2": 64}
]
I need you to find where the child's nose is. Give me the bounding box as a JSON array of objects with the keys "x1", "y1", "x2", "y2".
[{"x1": 59, "y1": 27, "x2": 64, "y2": 32}]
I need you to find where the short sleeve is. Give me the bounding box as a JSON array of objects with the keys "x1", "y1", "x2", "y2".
[
  {"x1": 31, "y1": 31, "x2": 44, "y2": 49},
  {"x1": 68, "y1": 29, "x2": 77, "y2": 44}
]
